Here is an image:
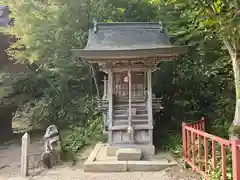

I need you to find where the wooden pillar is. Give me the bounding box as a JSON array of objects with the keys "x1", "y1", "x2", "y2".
[
  {"x1": 143, "y1": 71, "x2": 146, "y2": 91},
  {"x1": 128, "y1": 68, "x2": 135, "y2": 143},
  {"x1": 103, "y1": 75, "x2": 107, "y2": 99},
  {"x1": 128, "y1": 69, "x2": 132, "y2": 127},
  {"x1": 147, "y1": 68, "x2": 153, "y2": 144},
  {"x1": 103, "y1": 111, "x2": 107, "y2": 133},
  {"x1": 108, "y1": 70, "x2": 113, "y2": 144}
]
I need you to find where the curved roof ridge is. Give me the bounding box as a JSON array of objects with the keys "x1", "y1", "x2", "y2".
[{"x1": 94, "y1": 21, "x2": 163, "y2": 31}]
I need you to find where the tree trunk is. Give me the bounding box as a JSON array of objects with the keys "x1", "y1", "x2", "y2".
[
  {"x1": 233, "y1": 51, "x2": 240, "y2": 125},
  {"x1": 223, "y1": 38, "x2": 240, "y2": 127},
  {"x1": 0, "y1": 106, "x2": 14, "y2": 142},
  {"x1": 90, "y1": 65, "x2": 100, "y2": 99}
]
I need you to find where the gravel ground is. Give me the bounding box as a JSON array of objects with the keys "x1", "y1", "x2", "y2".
[
  {"x1": 31, "y1": 165, "x2": 202, "y2": 180},
  {"x1": 0, "y1": 140, "x2": 202, "y2": 180},
  {"x1": 3, "y1": 166, "x2": 202, "y2": 180}
]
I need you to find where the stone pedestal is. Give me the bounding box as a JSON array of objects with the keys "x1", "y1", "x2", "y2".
[
  {"x1": 21, "y1": 132, "x2": 30, "y2": 177},
  {"x1": 116, "y1": 148, "x2": 142, "y2": 161},
  {"x1": 84, "y1": 143, "x2": 177, "y2": 172},
  {"x1": 106, "y1": 144, "x2": 155, "y2": 158}
]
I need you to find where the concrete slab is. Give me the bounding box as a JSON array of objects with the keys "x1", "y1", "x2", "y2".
[
  {"x1": 96, "y1": 145, "x2": 117, "y2": 161},
  {"x1": 7, "y1": 177, "x2": 26, "y2": 180},
  {"x1": 84, "y1": 143, "x2": 127, "y2": 172},
  {"x1": 127, "y1": 159, "x2": 177, "y2": 172},
  {"x1": 84, "y1": 143, "x2": 102, "y2": 163},
  {"x1": 84, "y1": 161, "x2": 127, "y2": 172}
]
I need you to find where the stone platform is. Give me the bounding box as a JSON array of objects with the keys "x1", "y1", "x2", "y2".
[
  {"x1": 84, "y1": 143, "x2": 177, "y2": 172},
  {"x1": 106, "y1": 144, "x2": 155, "y2": 157},
  {"x1": 116, "y1": 148, "x2": 142, "y2": 161}
]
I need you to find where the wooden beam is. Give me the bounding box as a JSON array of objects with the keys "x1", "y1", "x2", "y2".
[
  {"x1": 143, "y1": 71, "x2": 146, "y2": 92},
  {"x1": 147, "y1": 68, "x2": 153, "y2": 145},
  {"x1": 112, "y1": 67, "x2": 148, "y2": 72},
  {"x1": 109, "y1": 125, "x2": 154, "y2": 131},
  {"x1": 128, "y1": 68, "x2": 132, "y2": 128},
  {"x1": 108, "y1": 70, "x2": 113, "y2": 144},
  {"x1": 103, "y1": 75, "x2": 107, "y2": 100}
]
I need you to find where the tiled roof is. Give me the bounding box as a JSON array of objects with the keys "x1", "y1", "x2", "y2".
[
  {"x1": 72, "y1": 22, "x2": 188, "y2": 60},
  {"x1": 84, "y1": 22, "x2": 171, "y2": 50}
]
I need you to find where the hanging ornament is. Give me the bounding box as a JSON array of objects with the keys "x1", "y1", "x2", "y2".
[{"x1": 124, "y1": 76, "x2": 129, "y2": 83}]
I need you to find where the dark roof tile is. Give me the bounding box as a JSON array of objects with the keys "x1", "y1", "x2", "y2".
[{"x1": 85, "y1": 22, "x2": 171, "y2": 50}]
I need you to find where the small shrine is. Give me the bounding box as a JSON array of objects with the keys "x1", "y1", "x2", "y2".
[{"x1": 73, "y1": 22, "x2": 188, "y2": 158}]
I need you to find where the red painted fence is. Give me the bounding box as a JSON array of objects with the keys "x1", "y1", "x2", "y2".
[{"x1": 182, "y1": 118, "x2": 240, "y2": 180}]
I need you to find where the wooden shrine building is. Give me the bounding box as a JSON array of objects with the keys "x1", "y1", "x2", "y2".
[{"x1": 73, "y1": 22, "x2": 188, "y2": 157}]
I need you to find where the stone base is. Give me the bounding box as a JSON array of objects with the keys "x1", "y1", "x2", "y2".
[
  {"x1": 106, "y1": 144, "x2": 155, "y2": 158},
  {"x1": 84, "y1": 143, "x2": 177, "y2": 172},
  {"x1": 116, "y1": 148, "x2": 142, "y2": 161}
]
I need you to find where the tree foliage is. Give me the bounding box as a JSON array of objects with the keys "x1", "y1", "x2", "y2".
[
  {"x1": 4, "y1": 0, "x2": 109, "y2": 129},
  {"x1": 157, "y1": 0, "x2": 239, "y2": 127}
]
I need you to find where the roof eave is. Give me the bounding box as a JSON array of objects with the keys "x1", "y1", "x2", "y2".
[{"x1": 72, "y1": 46, "x2": 189, "y2": 60}]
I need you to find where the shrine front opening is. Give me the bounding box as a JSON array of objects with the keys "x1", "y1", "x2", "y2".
[{"x1": 114, "y1": 71, "x2": 145, "y2": 97}]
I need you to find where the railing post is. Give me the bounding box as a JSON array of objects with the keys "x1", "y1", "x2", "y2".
[
  {"x1": 182, "y1": 121, "x2": 187, "y2": 168},
  {"x1": 204, "y1": 136, "x2": 208, "y2": 172},
  {"x1": 201, "y1": 117, "x2": 205, "y2": 131},
  {"x1": 232, "y1": 139, "x2": 240, "y2": 180}
]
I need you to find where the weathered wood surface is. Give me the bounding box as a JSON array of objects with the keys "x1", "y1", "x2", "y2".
[{"x1": 21, "y1": 132, "x2": 30, "y2": 177}]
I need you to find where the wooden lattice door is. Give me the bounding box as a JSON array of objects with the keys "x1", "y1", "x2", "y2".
[{"x1": 114, "y1": 72, "x2": 144, "y2": 97}]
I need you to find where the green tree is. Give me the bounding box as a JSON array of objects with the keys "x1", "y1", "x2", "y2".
[
  {"x1": 4, "y1": 0, "x2": 109, "y2": 128},
  {"x1": 195, "y1": 0, "x2": 240, "y2": 127},
  {"x1": 156, "y1": 0, "x2": 238, "y2": 132}
]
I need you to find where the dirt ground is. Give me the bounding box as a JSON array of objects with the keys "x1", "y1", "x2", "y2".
[{"x1": 0, "y1": 137, "x2": 202, "y2": 180}]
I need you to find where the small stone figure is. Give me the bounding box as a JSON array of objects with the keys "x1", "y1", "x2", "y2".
[{"x1": 41, "y1": 125, "x2": 61, "y2": 169}]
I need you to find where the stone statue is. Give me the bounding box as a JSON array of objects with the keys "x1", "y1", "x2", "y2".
[{"x1": 41, "y1": 125, "x2": 62, "y2": 169}]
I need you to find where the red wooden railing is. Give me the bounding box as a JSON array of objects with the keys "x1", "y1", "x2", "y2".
[{"x1": 182, "y1": 118, "x2": 240, "y2": 180}]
